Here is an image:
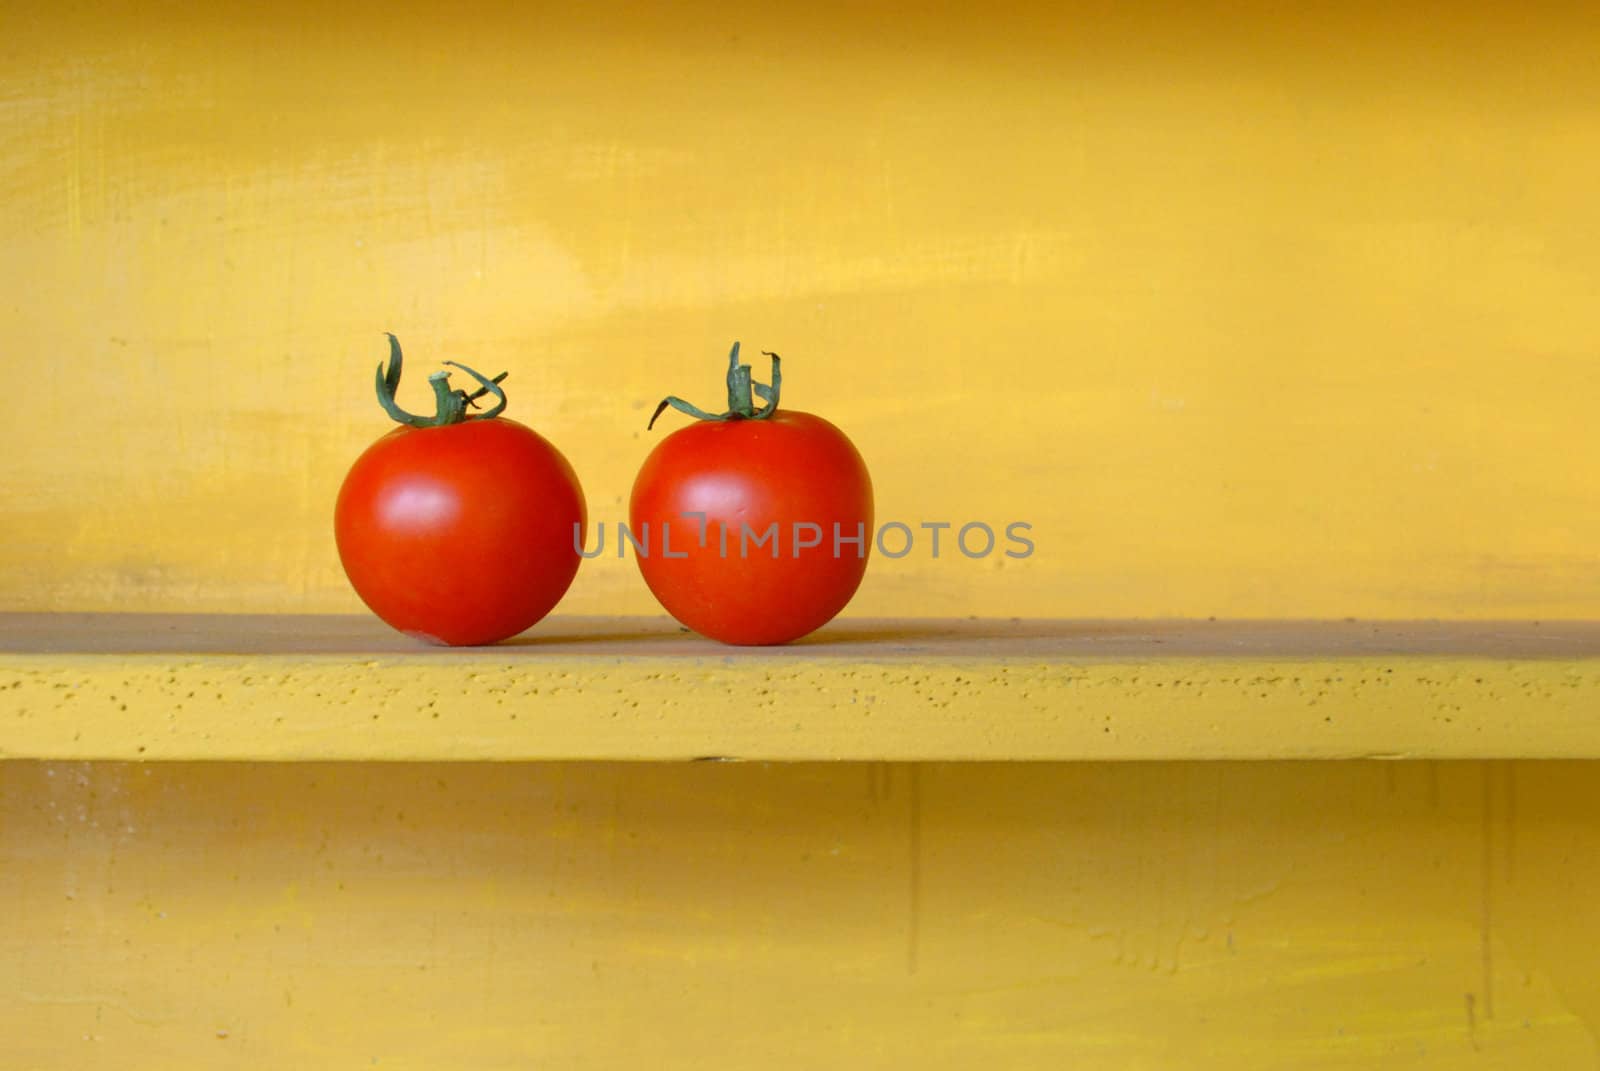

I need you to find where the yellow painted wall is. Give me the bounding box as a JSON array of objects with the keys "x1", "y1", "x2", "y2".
[
  {"x1": 4, "y1": 761, "x2": 1600, "y2": 1068},
  {"x1": 3, "y1": 0, "x2": 1598, "y2": 618},
  {"x1": 6, "y1": 3, "x2": 1600, "y2": 1066}
]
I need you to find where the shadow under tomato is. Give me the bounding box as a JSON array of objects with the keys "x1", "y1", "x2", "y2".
[{"x1": 495, "y1": 628, "x2": 688, "y2": 649}]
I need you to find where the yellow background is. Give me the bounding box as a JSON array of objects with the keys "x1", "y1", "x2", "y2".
[
  {"x1": 4, "y1": 0, "x2": 1598, "y2": 618},
  {"x1": 6, "y1": 2, "x2": 1600, "y2": 1067},
  {"x1": 7, "y1": 760, "x2": 1600, "y2": 1069}
]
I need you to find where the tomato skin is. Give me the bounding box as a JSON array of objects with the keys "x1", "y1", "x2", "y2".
[
  {"x1": 630, "y1": 410, "x2": 872, "y2": 645},
  {"x1": 335, "y1": 418, "x2": 585, "y2": 646}
]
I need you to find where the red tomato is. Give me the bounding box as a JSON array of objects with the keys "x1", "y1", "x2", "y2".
[
  {"x1": 335, "y1": 336, "x2": 585, "y2": 646},
  {"x1": 630, "y1": 344, "x2": 872, "y2": 645}
]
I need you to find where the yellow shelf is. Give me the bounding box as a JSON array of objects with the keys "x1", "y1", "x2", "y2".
[{"x1": 2, "y1": 613, "x2": 1597, "y2": 761}]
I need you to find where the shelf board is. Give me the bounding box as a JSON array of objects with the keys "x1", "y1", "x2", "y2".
[{"x1": 2, "y1": 613, "x2": 1598, "y2": 761}]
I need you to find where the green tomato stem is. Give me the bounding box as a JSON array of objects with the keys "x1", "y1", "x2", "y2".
[
  {"x1": 374, "y1": 333, "x2": 508, "y2": 427},
  {"x1": 648, "y1": 341, "x2": 782, "y2": 430}
]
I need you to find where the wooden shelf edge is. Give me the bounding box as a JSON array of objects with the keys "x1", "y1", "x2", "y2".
[{"x1": 2, "y1": 614, "x2": 1599, "y2": 761}]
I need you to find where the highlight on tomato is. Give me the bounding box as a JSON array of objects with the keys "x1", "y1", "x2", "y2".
[
  {"x1": 630, "y1": 342, "x2": 873, "y2": 645},
  {"x1": 334, "y1": 334, "x2": 586, "y2": 646}
]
